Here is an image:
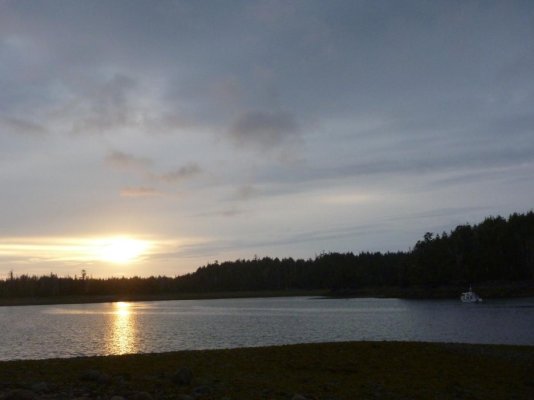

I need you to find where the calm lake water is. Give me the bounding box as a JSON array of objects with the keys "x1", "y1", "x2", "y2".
[{"x1": 0, "y1": 296, "x2": 533, "y2": 360}]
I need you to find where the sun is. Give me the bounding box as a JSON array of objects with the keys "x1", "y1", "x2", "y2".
[{"x1": 94, "y1": 237, "x2": 150, "y2": 264}]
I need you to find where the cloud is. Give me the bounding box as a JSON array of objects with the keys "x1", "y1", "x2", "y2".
[
  {"x1": 69, "y1": 74, "x2": 140, "y2": 134},
  {"x1": 319, "y1": 191, "x2": 378, "y2": 205},
  {"x1": 0, "y1": 117, "x2": 47, "y2": 136},
  {"x1": 229, "y1": 110, "x2": 299, "y2": 149},
  {"x1": 488, "y1": 112, "x2": 534, "y2": 137},
  {"x1": 146, "y1": 222, "x2": 390, "y2": 261},
  {"x1": 105, "y1": 151, "x2": 202, "y2": 188},
  {"x1": 120, "y1": 187, "x2": 163, "y2": 198},
  {"x1": 105, "y1": 150, "x2": 153, "y2": 170},
  {"x1": 233, "y1": 185, "x2": 260, "y2": 201},
  {"x1": 156, "y1": 163, "x2": 203, "y2": 183},
  {"x1": 1, "y1": 1, "x2": 534, "y2": 276},
  {"x1": 194, "y1": 209, "x2": 244, "y2": 218}
]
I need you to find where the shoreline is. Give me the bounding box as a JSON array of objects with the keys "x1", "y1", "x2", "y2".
[
  {"x1": 0, "y1": 289, "x2": 329, "y2": 307},
  {"x1": 328, "y1": 280, "x2": 534, "y2": 300},
  {"x1": 1, "y1": 280, "x2": 533, "y2": 307},
  {"x1": 0, "y1": 341, "x2": 532, "y2": 399}
]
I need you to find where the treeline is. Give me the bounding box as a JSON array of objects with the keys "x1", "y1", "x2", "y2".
[{"x1": 1, "y1": 211, "x2": 533, "y2": 298}]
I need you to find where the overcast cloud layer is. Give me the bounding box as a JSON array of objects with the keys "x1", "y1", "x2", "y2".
[{"x1": 1, "y1": 1, "x2": 533, "y2": 277}]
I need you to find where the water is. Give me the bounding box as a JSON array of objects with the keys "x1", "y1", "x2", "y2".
[{"x1": 0, "y1": 296, "x2": 533, "y2": 360}]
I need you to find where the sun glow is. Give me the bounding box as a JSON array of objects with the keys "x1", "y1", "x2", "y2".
[
  {"x1": 93, "y1": 237, "x2": 150, "y2": 264},
  {"x1": 0, "y1": 235, "x2": 185, "y2": 271}
]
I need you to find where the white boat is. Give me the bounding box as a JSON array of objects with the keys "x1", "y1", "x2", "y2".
[{"x1": 461, "y1": 286, "x2": 482, "y2": 303}]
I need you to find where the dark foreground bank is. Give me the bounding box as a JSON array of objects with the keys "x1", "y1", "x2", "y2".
[{"x1": 0, "y1": 342, "x2": 532, "y2": 400}]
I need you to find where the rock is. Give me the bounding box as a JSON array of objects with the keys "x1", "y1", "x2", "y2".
[
  {"x1": 172, "y1": 368, "x2": 193, "y2": 386},
  {"x1": 110, "y1": 396, "x2": 125, "y2": 400},
  {"x1": 3, "y1": 389, "x2": 37, "y2": 400},
  {"x1": 291, "y1": 395, "x2": 308, "y2": 400},
  {"x1": 177, "y1": 396, "x2": 194, "y2": 400}
]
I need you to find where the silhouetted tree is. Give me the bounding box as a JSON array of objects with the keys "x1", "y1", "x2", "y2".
[{"x1": 1, "y1": 211, "x2": 533, "y2": 299}]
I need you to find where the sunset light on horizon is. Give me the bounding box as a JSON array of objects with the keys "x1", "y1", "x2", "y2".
[{"x1": 0, "y1": 236, "x2": 153, "y2": 267}]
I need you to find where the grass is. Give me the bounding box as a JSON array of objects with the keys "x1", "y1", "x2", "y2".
[{"x1": 1, "y1": 341, "x2": 533, "y2": 399}]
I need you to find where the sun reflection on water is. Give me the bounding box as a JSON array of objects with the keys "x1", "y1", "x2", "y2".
[{"x1": 110, "y1": 302, "x2": 137, "y2": 355}]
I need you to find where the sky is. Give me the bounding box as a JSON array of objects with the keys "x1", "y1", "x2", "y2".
[{"x1": 1, "y1": 0, "x2": 533, "y2": 278}]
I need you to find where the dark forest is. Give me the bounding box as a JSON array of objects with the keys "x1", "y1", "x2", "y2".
[{"x1": 1, "y1": 211, "x2": 533, "y2": 299}]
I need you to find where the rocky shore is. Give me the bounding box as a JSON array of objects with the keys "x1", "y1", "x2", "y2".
[{"x1": 0, "y1": 342, "x2": 533, "y2": 400}]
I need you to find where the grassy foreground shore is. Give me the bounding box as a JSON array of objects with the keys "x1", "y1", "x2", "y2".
[{"x1": 0, "y1": 342, "x2": 533, "y2": 400}]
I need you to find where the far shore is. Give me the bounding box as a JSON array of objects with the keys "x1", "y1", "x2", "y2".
[
  {"x1": 0, "y1": 341, "x2": 532, "y2": 399},
  {"x1": 1, "y1": 280, "x2": 533, "y2": 307},
  {"x1": 0, "y1": 289, "x2": 329, "y2": 307},
  {"x1": 328, "y1": 280, "x2": 534, "y2": 300},
  {"x1": 0, "y1": 281, "x2": 534, "y2": 306}
]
